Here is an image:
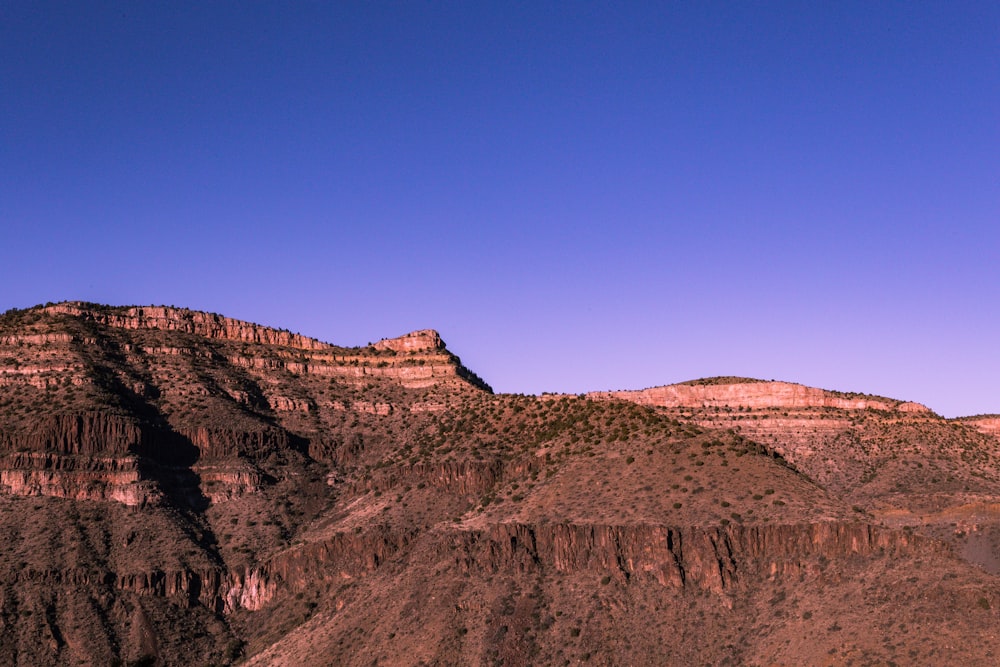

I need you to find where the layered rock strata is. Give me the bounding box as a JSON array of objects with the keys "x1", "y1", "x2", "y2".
[
  {"x1": 454, "y1": 520, "x2": 938, "y2": 593},
  {"x1": 592, "y1": 380, "x2": 930, "y2": 413}
]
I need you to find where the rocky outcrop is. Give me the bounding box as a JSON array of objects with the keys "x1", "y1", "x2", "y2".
[
  {"x1": 4, "y1": 528, "x2": 402, "y2": 618},
  {"x1": 180, "y1": 426, "x2": 298, "y2": 460},
  {"x1": 3, "y1": 301, "x2": 999, "y2": 667},
  {"x1": 223, "y1": 350, "x2": 480, "y2": 390},
  {"x1": 193, "y1": 463, "x2": 266, "y2": 503},
  {"x1": 373, "y1": 330, "x2": 445, "y2": 353},
  {"x1": 0, "y1": 333, "x2": 75, "y2": 345},
  {"x1": 958, "y1": 415, "x2": 1000, "y2": 439},
  {"x1": 0, "y1": 452, "x2": 157, "y2": 505},
  {"x1": 593, "y1": 380, "x2": 930, "y2": 413},
  {"x1": 115, "y1": 568, "x2": 228, "y2": 609},
  {"x1": 43, "y1": 303, "x2": 331, "y2": 350},
  {"x1": 268, "y1": 395, "x2": 314, "y2": 413},
  {"x1": 0, "y1": 364, "x2": 85, "y2": 389},
  {"x1": 23, "y1": 519, "x2": 930, "y2": 616},
  {"x1": 453, "y1": 521, "x2": 939, "y2": 594},
  {"x1": 592, "y1": 380, "x2": 967, "y2": 495},
  {"x1": 10, "y1": 564, "x2": 228, "y2": 610},
  {"x1": 224, "y1": 526, "x2": 415, "y2": 611},
  {"x1": 4, "y1": 525, "x2": 413, "y2": 614},
  {"x1": 0, "y1": 412, "x2": 221, "y2": 465},
  {"x1": 0, "y1": 413, "x2": 148, "y2": 457},
  {"x1": 357, "y1": 460, "x2": 509, "y2": 496},
  {"x1": 3, "y1": 304, "x2": 490, "y2": 412},
  {"x1": 288, "y1": 353, "x2": 487, "y2": 391},
  {"x1": 354, "y1": 457, "x2": 541, "y2": 498},
  {"x1": 0, "y1": 414, "x2": 284, "y2": 505}
]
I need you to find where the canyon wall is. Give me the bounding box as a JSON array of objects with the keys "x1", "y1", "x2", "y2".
[
  {"x1": 453, "y1": 520, "x2": 937, "y2": 594},
  {"x1": 43, "y1": 304, "x2": 331, "y2": 350},
  {"x1": 14, "y1": 518, "x2": 930, "y2": 616}
]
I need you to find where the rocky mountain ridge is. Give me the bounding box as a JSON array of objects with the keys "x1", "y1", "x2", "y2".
[
  {"x1": 593, "y1": 379, "x2": 932, "y2": 413},
  {"x1": 0, "y1": 302, "x2": 999, "y2": 666},
  {"x1": 40, "y1": 303, "x2": 335, "y2": 351}
]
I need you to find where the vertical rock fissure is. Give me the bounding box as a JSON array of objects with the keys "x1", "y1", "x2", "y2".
[{"x1": 666, "y1": 528, "x2": 686, "y2": 586}]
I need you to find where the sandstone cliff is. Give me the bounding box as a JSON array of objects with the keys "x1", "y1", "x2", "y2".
[
  {"x1": 593, "y1": 378, "x2": 1000, "y2": 501},
  {"x1": 593, "y1": 379, "x2": 931, "y2": 413},
  {"x1": 1, "y1": 303, "x2": 999, "y2": 667},
  {"x1": 958, "y1": 415, "x2": 1000, "y2": 439},
  {"x1": 42, "y1": 303, "x2": 333, "y2": 350}
]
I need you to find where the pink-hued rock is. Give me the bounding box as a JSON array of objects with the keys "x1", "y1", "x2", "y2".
[
  {"x1": 373, "y1": 329, "x2": 445, "y2": 353},
  {"x1": 44, "y1": 303, "x2": 331, "y2": 350},
  {"x1": 960, "y1": 416, "x2": 1000, "y2": 438},
  {"x1": 592, "y1": 380, "x2": 930, "y2": 413}
]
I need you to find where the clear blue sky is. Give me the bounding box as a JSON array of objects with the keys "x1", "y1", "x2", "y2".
[{"x1": 2, "y1": 2, "x2": 998, "y2": 417}]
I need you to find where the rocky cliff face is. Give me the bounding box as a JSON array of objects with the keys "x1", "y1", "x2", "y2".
[
  {"x1": 1, "y1": 303, "x2": 999, "y2": 667},
  {"x1": 0, "y1": 451, "x2": 152, "y2": 505},
  {"x1": 0, "y1": 303, "x2": 491, "y2": 510},
  {"x1": 373, "y1": 329, "x2": 445, "y2": 353},
  {"x1": 960, "y1": 415, "x2": 1000, "y2": 439},
  {"x1": 453, "y1": 519, "x2": 935, "y2": 593},
  {"x1": 593, "y1": 379, "x2": 1000, "y2": 502},
  {"x1": 593, "y1": 379, "x2": 931, "y2": 413},
  {"x1": 42, "y1": 303, "x2": 332, "y2": 350},
  {"x1": 243, "y1": 515, "x2": 999, "y2": 667}
]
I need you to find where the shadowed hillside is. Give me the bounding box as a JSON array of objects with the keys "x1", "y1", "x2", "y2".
[{"x1": 0, "y1": 303, "x2": 999, "y2": 666}]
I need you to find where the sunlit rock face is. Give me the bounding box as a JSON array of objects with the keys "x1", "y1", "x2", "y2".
[
  {"x1": 0, "y1": 303, "x2": 999, "y2": 667},
  {"x1": 593, "y1": 379, "x2": 931, "y2": 412}
]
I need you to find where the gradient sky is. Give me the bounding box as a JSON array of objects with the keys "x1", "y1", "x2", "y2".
[{"x1": 2, "y1": 2, "x2": 998, "y2": 417}]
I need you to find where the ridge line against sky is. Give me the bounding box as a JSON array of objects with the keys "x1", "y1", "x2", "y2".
[{"x1": 1, "y1": 2, "x2": 998, "y2": 417}]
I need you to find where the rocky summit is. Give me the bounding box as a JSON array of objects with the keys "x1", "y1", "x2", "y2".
[{"x1": 1, "y1": 302, "x2": 999, "y2": 666}]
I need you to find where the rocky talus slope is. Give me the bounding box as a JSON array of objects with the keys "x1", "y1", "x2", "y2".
[{"x1": 0, "y1": 304, "x2": 998, "y2": 666}]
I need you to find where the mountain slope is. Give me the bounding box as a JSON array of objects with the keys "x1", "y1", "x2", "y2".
[{"x1": 0, "y1": 303, "x2": 999, "y2": 666}]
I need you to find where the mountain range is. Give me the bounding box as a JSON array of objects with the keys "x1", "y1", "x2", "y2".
[{"x1": 1, "y1": 302, "x2": 998, "y2": 666}]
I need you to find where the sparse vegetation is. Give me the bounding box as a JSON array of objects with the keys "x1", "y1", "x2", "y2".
[{"x1": 0, "y1": 302, "x2": 997, "y2": 666}]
